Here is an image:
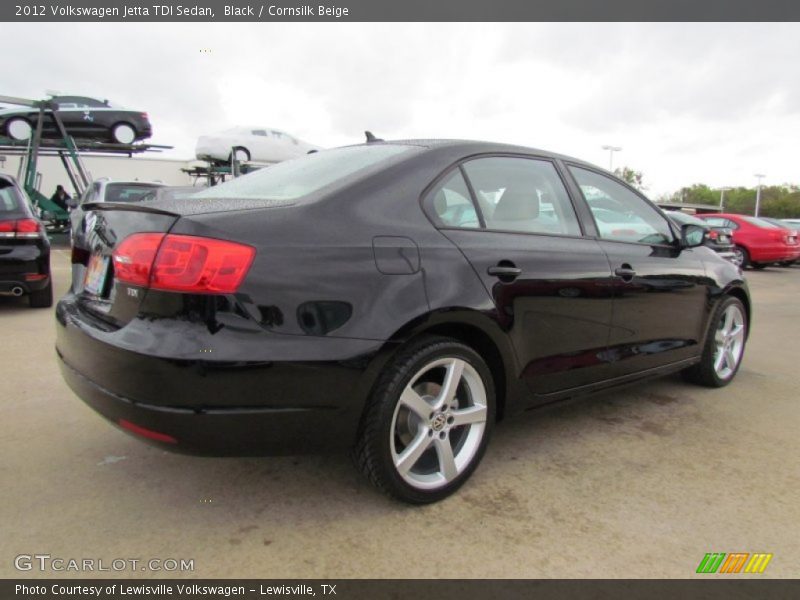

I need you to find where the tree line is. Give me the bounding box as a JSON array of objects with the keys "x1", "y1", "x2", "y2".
[{"x1": 613, "y1": 167, "x2": 800, "y2": 218}]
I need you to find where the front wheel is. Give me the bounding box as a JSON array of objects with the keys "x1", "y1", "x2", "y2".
[
  {"x1": 683, "y1": 296, "x2": 747, "y2": 387},
  {"x1": 230, "y1": 147, "x2": 250, "y2": 163},
  {"x1": 7, "y1": 117, "x2": 32, "y2": 141},
  {"x1": 354, "y1": 336, "x2": 495, "y2": 504}
]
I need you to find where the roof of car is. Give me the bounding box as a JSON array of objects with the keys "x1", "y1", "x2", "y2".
[{"x1": 373, "y1": 139, "x2": 598, "y2": 167}]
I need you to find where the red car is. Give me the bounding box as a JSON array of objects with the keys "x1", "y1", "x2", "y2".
[{"x1": 699, "y1": 213, "x2": 800, "y2": 269}]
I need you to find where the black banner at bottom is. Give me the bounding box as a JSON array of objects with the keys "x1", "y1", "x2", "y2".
[{"x1": 4, "y1": 579, "x2": 800, "y2": 600}]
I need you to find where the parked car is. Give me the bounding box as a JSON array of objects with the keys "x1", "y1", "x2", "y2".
[
  {"x1": 195, "y1": 126, "x2": 320, "y2": 164},
  {"x1": 697, "y1": 213, "x2": 800, "y2": 269},
  {"x1": 0, "y1": 174, "x2": 52, "y2": 307},
  {"x1": 666, "y1": 211, "x2": 737, "y2": 263},
  {"x1": 56, "y1": 140, "x2": 751, "y2": 504},
  {"x1": 759, "y1": 218, "x2": 799, "y2": 266},
  {"x1": 0, "y1": 96, "x2": 152, "y2": 144},
  {"x1": 137, "y1": 185, "x2": 205, "y2": 203},
  {"x1": 69, "y1": 179, "x2": 165, "y2": 267}
]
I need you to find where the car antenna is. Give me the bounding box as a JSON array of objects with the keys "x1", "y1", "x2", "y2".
[{"x1": 365, "y1": 131, "x2": 383, "y2": 143}]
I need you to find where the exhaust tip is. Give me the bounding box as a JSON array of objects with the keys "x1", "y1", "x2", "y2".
[{"x1": 11, "y1": 287, "x2": 24, "y2": 297}]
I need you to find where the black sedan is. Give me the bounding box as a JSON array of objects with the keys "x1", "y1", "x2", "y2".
[
  {"x1": 0, "y1": 96, "x2": 152, "y2": 144},
  {"x1": 0, "y1": 174, "x2": 52, "y2": 307},
  {"x1": 55, "y1": 140, "x2": 750, "y2": 503},
  {"x1": 666, "y1": 210, "x2": 737, "y2": 264}
]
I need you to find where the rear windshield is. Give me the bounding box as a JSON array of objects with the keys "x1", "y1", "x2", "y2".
[
  {"x1": 668, "y1": 211, "x2": 707, "y2": 227},
  {"x1": 193, "y1": 144, "x2": 413, "y2": 201},
  {"x1": 743, "y1": 216, "x2": 779, "y2": 229},
  {"x1": 0, "y1": 181, "x2": 23, "y2": 212},
  {"x1": 104, "y1": 183, "x2": 163, "y2": 203}
]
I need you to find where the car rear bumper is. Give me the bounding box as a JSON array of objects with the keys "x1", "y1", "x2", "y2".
[
  {"x1": 748, "y1": 244, "x2": 800, "y2": 262},
  {"x1": 57, "y1": 354, "x2": 359, "y2": 455},
  {"x1": 55, "y1": 296, "x2": 389, "y2": 455},
  {"x1": 0, "y1": 276, "x2": 49, "y2": 295}
]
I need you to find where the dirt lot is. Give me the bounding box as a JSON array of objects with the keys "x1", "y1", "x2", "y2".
[{"x1": 1, "y1": 247, "x2": 798, "y2": 578}]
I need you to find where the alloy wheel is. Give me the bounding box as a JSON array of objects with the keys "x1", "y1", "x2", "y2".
[
  {"x1": 390, "y1": 357, "x2": 487, "y2": 490},
  {"x1": 713, "y1": 304, "x2": 746, "y2": 380}
]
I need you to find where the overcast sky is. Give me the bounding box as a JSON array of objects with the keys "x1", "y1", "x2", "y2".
[{"x1": 2, "y1": 22, "x2": 798, "y2": 196}]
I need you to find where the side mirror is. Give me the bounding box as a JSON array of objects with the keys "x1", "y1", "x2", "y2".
[{"x1": 681, "y1": 224, "x2": 706, "y2": 248}]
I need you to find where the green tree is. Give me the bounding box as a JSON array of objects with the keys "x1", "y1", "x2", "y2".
[
  {"x1": 662, "y1": 183, "x2": 800, "y2": 218},
  {"x1": 613, "y1": 166, "x2": 645, "y2": 190}
]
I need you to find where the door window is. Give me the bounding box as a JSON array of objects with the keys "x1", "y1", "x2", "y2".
[
  {"x1": 462, "y1": 157, "x2": 581, "y2": 236},
  {"x1": 570, "y1": 167, "x2": 674, "y2": 245}
]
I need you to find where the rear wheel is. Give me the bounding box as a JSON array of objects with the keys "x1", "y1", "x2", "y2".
[
  {"x1": 354, "y1": 336, "x2": 495, "y2": 504},
  {"x1": 683, "y1": 296, "x2": 747, "y2": 387},
  {"x1": 731, "y1": 245, "x2": 749, "y2": 268},
  {"x1": 29, "y1": 281, "x2": 53, "y2": 309},
  {"x1": 111, "y1": 123, "x2": 136, "y2": 144}
]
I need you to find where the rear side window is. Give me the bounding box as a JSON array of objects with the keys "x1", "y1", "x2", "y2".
[
  {"x1": 430, "y1": 170, "x2": 479, "y2": 229},
  {"x1": 570, "y1": 167, "x2": 673, "y2": 245},
  {"x1": 461, "y1": 157, "x2": 581, "y2": 236},
  {"x1": 194, "y1": 144, "x2": 413, "y2": 201},
  {"x1": 743, "y1": 217, "x2": 779, "y2": 229},
  {"x1": 0, "y1": 182, "x2": 22, "y2": 212}
]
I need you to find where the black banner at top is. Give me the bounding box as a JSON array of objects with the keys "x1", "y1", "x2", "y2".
[{"x1": 3, "y1": 0, "x2": 800, "y2": 22}]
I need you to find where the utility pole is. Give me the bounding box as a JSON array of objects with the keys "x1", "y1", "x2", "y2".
[
  {"x1": 754, "y1": 174, "x2": 766, "y2": 217},
  {"x1": 601, "y1": 145, "x2": 622, "y2": 171},
  {"x1": 719, "y1": 186, "x2": 732, "y2": 210}
]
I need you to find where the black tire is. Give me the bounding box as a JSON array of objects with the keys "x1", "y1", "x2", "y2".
[
  {"x1": 229, "y1": 147, "x2": 250, "y2": 163},
  {"x1": 751, "y1": 263, "x2": 768, "y2": 270},
  {"x1": 732, "y1": 245, "x2": 749, "y2": 268},
  {"x1": 683, "y1": 296, "x2": 747, "y2": 388},
  {"x1": 29, "y1": 281, "x2": 53, "y2": 309},
  {"x1": 354, "y1": 335, "x2": 495, "y2": 504}
]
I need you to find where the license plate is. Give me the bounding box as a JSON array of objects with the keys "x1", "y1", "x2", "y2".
[
  {"x1": 719, "y1": 235, "x2": 729, "y2": 243},
  {"x1": 84, "y1": 254, "x2": 110, "y2": 296}
]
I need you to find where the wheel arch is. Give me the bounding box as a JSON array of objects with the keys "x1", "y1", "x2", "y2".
[
  {"x1": 377, "y1": 309, "x2": 521, "y2": 422},
  {"x1": 723, "y1": 284, "x2": 751, "y2": 338}
]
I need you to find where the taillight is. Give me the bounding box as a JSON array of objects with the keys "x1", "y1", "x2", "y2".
[
  {"x1": 112, "y1": 233, "x2": 165, "y2": 287},
  {"x1": 707, "y1": 230, "x2": 718, "y2": 240},
  {"x1": 151, "y1": 235, "x2": 255, "y2": 293},
  {"x1": 15, "y1": 218, "x2": 41, "y2": 239},
  {"x1": 112, "y1": 233, "x2": 254, "y2": 294},
  {"x1": 0, "y1": 218, "x2": 42, "y2": 239}
]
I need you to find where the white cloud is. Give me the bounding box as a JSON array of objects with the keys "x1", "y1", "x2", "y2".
[{"x1": 1, "y1": 22, "x2": 797, "y2": 195}]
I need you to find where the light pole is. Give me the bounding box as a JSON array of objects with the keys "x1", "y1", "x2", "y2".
[
  {"x1": 601, "y1": 145, "x2": 622, "y2": 171},
  {"x1": 719, "y1": 186, "x2": 732, "y2": 210},
  {"x1": 754, "y1": 174, "x2": 765, "y2": 217}
]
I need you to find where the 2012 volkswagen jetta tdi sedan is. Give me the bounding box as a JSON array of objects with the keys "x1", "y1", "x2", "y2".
[{"x1": 56, "y1": 140, "x2": 750, "y2": 503}]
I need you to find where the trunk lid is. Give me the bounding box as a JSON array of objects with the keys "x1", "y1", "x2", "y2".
[{"x1": 75, "y1": 202, "x2": 180, "y2": 328}]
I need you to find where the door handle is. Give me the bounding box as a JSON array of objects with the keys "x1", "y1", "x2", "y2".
[
  {"x1": 614, "y1": 264, "x2": 636, "y2": 281},
  {"x1": 488, "y1": 264, "x2": 522, "y2": 281}
]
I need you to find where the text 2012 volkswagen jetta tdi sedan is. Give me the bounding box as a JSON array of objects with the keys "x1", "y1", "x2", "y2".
[{"x1": 56, "y1": 140, "x2": 750, "y2": 503}]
